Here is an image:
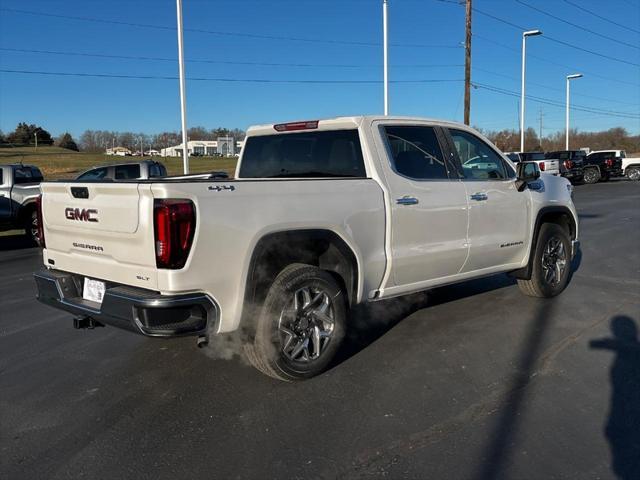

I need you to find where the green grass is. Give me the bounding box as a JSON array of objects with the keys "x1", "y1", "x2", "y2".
[{"x1": 0, "y1": 145, "x2": 238, "y2": 180}]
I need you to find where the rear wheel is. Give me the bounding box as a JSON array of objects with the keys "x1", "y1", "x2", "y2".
[
  {"x1": 245, "y1": 263, "x2": 347, "y2": 381},
  {"x1": 583, "y1": 167, "x2": 600, "y2": 184},
  {"x1": 518, "y1": 223, "x2": 571, "y2": 298},
  {"x1": 627, "y1": 167, "x2": 640, "y2": 181}
]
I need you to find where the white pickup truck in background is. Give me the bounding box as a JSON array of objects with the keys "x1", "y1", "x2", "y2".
[
  {"x1": 504, "y1": 151, "x2": 561, "y2": 176},
  {"x1": 35, "y1": 116, "x2": 579, "y2": 381}
]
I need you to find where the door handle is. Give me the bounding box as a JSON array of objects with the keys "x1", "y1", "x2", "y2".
[
  {"x1": 396, "y1": 196, "x2": 419, "y2": 205},
  {"x1": 470, "y1": 193, "x2": 488, "y2": 201}
]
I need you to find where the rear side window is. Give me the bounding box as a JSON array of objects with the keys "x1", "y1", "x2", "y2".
[
  {"x1": 449, "y1": 129, "x2": 509, "y2": 180},
  {"x1": 14, "y1": 166, "x2": 44, "y2": 184},
  {"x1": 115, "y1": 164, "x2": 141, "y2": 180},
  {"x1": 383, "y1": 126, "x2": 449, "y2": 180},
  {"x1": 239, "y1": 130, "x2": 365, "y2": 178}
]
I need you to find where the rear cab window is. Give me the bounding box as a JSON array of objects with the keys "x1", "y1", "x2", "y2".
[
  {"x1": 149, "y1": 163, "x2": 166, "y2": 178},
  {"x1": 115, "y1": 164, "x2": 141, "y2": 180},
  {"x1": 239, "y1": 130, "x2": 366, "y2": 178},
  {"x1": 78, "y1": 167, "x2": 109, "y2": 181}
]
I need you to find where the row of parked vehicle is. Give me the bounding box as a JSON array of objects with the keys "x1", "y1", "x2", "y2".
[
  {"x1": 505, "y1": 149, "x2": 640, "y2": 184},
  {"x1": 1, "y1": 160, "x2": 230, "y2": 243}
]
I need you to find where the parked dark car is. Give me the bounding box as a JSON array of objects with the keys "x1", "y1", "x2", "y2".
[
  {"x1": 584, "y1": 151, "x2": 624, "y2": 184},
  {"x1": 544, "y1": 151, "x2": 585, "y2": 184},
  {"x1": 76, "y1": 160, "x2": 167, "y2": 181}
]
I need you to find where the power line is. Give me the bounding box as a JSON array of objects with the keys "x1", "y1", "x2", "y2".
[
  {"x1": 516, "y1": 0, "x2": 640, "y2": 50},
  {"x1": 1, "y1": 66, "x2": 635, "y2": 120},
  {"x1": 0, "y1": 47, "x2": 463, "y2": 70},
  {"x1": 470, "y1": 5, "x2": 640, "y2": 66},
  {"x1": 474, "y1": 33, "x2": 640, "y2": 87},
  {"x1": 473, "y1": 66, "x2": 640, "y2": 107},
  {"x1": 563, "y1": 0, "x2": 640, "y2": 35},
  {"x1": 0, "y1": 68, "x2": 463, "y2": 84},
  {"x1": 472, "y1": 81, "x2": 640, "y2": 119},
  {"x1": 0, "y1": 8, "x2": 460, "y2": 49}
]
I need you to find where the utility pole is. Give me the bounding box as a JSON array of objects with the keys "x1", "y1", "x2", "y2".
[
  {"x1": 464, "y1": 0, "x2": 472, "y2": 125},
  {"x1": 34, "y1": 132, "x2": 38, "y2": 150},
  {"x1": 383, "y1": 0, "x2": 389, "y2": 115},
  {"x1": 538, "y1": 108, "x2": 543, "y2": 150}
]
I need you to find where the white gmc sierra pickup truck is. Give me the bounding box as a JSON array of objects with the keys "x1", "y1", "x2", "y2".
[{"x1": 35, "y1": 116, "x2": 579, "y2": 381}]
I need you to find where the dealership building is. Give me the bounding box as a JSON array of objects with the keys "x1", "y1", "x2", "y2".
[{"x1": 160, "y1": 137, "x2": 244, "y2": 157}]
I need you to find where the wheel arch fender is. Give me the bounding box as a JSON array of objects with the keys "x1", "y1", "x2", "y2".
[
  {"x1": 511, "y1": 206, "x2": 577, "y2": 280},
  {"x1": 239, "y1": 227, "x2": 362, "y2": 333}
]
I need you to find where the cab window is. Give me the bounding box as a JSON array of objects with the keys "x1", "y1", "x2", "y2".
[
  {"x1": 448, "y1": 129, "x2": 510, "y2": 180},
  {"x1": 115, "y1": 164, "x2": 141, "y2": 180},
  {"x1": 78, "y1": 167, "x2": 109, "y2": 181},
  {"x1": 383, "y1": 126, "x2": 449, "y2": 180}
]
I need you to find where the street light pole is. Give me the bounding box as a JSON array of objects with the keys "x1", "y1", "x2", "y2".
[
  {"x1": 176, "y1": 0, "x2": 189, "y2": 174},
  {"x1": 520, "y1": 29, "x2": 542, "y2": 152},
  {"x1": 383, "y1": 0, "x2": 389, "y2": 116},
  {"x1": 566, "y1": 74, "x2": 583, "y2": 150}
]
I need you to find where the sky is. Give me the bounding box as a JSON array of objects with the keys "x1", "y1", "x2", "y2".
[{"x1": 0, "y1": 0, "x2": 639, "y2": 138}]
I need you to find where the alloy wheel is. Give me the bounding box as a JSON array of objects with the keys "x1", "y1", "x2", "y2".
[
  {"x1": 541, "y1": 236, "x2": 567, "y2": 287},
  {"x1": 278, "y1": 286, "x2": 335, "y2": 363}
]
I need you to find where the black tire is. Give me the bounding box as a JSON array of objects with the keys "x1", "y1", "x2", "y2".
[
  {"x1": 517, "y1": 223, "x2": 572, "y2": 298},
  {"x1": 244, "y1": 263, "x2": 347, "y2": 381},
  {"x1": 626, "y1": 166, "x2": 640, "y2": 181},
  {"x1": 583, "y1": 167, "x2": 600, "y2": 184}
]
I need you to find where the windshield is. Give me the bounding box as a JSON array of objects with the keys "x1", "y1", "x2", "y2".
[{"x1": 239, "y1": 129, "x2": 366, "y2": 178}]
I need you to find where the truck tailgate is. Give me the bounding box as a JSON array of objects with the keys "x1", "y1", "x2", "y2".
[{"x1": 40, "y1": 182, "x2": 159, "y2": 290}]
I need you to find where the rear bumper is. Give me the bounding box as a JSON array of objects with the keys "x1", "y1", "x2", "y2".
[
  {"x1": 34, "y1": 269, "x2": 218, "y2": 337},
  {"x1": 561, "y1": 168, "x2": 584, "y2": 180}
]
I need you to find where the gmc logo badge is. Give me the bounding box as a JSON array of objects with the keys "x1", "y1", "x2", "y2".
[{"x1": 65, "y1": 208, "x2": 98, "y2": 222}]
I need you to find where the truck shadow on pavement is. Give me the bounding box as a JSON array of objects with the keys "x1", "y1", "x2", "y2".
[
  {"x1": 337, "y1": 273, "x2": 517, "y2": 364},
  {"x1": 590, "y1": 315, "x2": 640, "y2": 480}
]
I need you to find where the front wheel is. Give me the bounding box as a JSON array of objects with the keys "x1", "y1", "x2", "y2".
[
  {"x1": 518, "y1": 223, "x2": 572, "y2": 298},
  {"x1": 245, "y1": 263, "x2": 347, "y2": 381},
  {"x1": 627, "y1": 167, "x2": 640, "y2": 181},
  {"x1": 583, "y1": 167, "x2": 600, "y2": 184}
]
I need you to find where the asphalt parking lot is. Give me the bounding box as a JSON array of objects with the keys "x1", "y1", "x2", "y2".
[{"x1": 1, "y1": 180, "x2": 639, "y2": 480}]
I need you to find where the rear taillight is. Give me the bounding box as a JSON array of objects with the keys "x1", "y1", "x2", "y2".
[
  {"x1": 564, "y1": 160, "x2": 574, "y2": 170},
  {"x1": 539, "y1": 162, "x2": 545, "y2": 171},
  {"x1": 154, "y1": 199, "x2": 196, "y2": 269},
  {"x1": 605, "y1": 158, "x2": 614, "y2": 167},
  {"x1": 35, "y1": 194, "x2": 45, "y2": 248}
]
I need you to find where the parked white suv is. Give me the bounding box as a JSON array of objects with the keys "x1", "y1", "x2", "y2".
[{"x1": 35, "y1": 116, "x2": 579, "y2": 380}]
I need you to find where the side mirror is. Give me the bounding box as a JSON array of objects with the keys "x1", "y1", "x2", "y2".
[{"x1": 515, "y1": 161, "x2": 540, "y2": 191}]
